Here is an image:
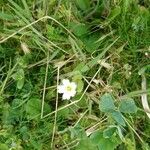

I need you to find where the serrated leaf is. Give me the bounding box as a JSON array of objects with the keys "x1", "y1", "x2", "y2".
[
  {"x1": 70, "y1": 126, "x2": 87, "y2": 139},
  {"x1": 99, "y1": 93, "x2": 116, "y2": 113},
  {"x1": 90, "y1": 131, "x2": 121, "y2": 150},
  {"x1": 111, "y1": 111, "x2": 126, "y2": 126},
  {"x1": 75, "y1": 138, "x2": 97, "y2": 150},
  {"x1": 119, "y1": 98, "x2": 137, "y2": 113},
  {"x1": 12, "y1": 69, "x2": 24, "y2": 81},
  {"x1": 26, "y1": 98, "x2": 51, "y2": 119}
]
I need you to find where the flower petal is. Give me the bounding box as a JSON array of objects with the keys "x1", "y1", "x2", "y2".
[
  {"x1": 62, "y1": 93, "x2": 71, "y2": 100},
  {"x1": 70, "y1": 82, "x2": 77, "y2": 90},
  {"x1": 57, "y1": 85, "x2": 65, "y2": 93},
  {"x1": 62, "y1": 79, "x2": 70, "y2": 85},
  {"x1": 70, "y1": 90, "x2": 76, "y2": 97}
]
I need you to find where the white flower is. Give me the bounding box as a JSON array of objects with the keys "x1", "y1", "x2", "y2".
[{"x1": 58, "y1": 79, "x2": 77, "y2": 100}]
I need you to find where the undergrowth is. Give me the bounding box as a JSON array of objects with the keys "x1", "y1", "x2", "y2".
[{"x1": 0, "y1": 0, "x2": 150, "y2": 150}]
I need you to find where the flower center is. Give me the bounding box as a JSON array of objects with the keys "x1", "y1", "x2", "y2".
[{"x1": 66, "y1": 86, "x2": 72, "y2": 92}]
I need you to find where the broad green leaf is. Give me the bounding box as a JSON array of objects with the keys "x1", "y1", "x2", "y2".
[
  {"x1": 17, "y1": 78, "x2": 24, "y2": 89},
  {"x1": 69, "y1": 126, "x2": 87, "y2": 139},
  {"x1": 111, "y1": 111, "x2": 126, "y2": 126},
  {"x1": 71, "y1": 23, "x2": 89, "y2": 37},
  {"x1": 90, "y1": 131, "x2": 121, "y2": 150},
  {"x1": 119, "y1": 98, "x2": 137, "y2": 113},
  {"x1": 26, "y1": 98, "x2": 51, "y2": 119},
  {"x1": 57, "y1": 108, "x2": 69, "y2": 118},
  {"x1": 76, "y1": 0, "x2": 90, "y2": 11},
  {"x1": 103, "y1": 127, "x2": 116, "y2": 138},
  {"x1": 75, "y1": 138, "x2": 97, "y2": 150},
  {"x1": 99, "y1": 93, "x2": 116, "y2": 113}
]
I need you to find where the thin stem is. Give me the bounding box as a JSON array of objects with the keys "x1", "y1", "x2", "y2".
[
  {"x1": 43, "y1": 66, "x2": 102, "y2": 119},
  {"x1": 51, "y1": 67, "x2": 60, "y2": 148},
  {"x1": 41, "y1": 52, "x2": 49, "y2": 118}
]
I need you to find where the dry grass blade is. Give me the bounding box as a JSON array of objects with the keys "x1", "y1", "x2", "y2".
[
  {"x1": 51, "y1": 67, "x2": 60, "y2": 148},
  {"x1": 141, "y1": 75, "x2": 150, "y2": 119},
  {"x1": 42, "y1": 66, "x2": 102, "y2": 119}
]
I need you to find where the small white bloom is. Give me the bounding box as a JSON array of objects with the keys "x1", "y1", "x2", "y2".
[
  {"x1": 58, "y1": 79, "x2": 77, "y2": 100},
  {"x1": 145, "y1": 52, "x2": 148, "y2": 56}
]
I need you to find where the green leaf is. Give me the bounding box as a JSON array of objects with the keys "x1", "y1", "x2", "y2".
[
  {"x1": 75, "y1": 138, "x2": 97, "y2": 150},
  {"x1": 111, "y1": 111, "x2": 126, "y2": 126},
  {"x1": 70, "y1": 126, "x2": 87, "y2": 139},
  {"x1": 72, "y1": 74, "x2": 84, "y2": 93},
  {"x1": 83, "y1": 33, "x2": 101, "y2": 53},
  {"x1": 119, "y1": 98, "x2": 137, "y2": 113},
  {"x1": 123, "y1": 0, "x2": 133, "y2": 12},
  {"x1": 12, "y1": 69, "x2": 25, "y2": 89},
  {"x1": 26, "y1": 98, "x2": 51, "y2": 119},
  {"x1": 57, "y1": 108, "x2": 69, "y2": 118},
  {"x1": 103, "y1": 127, "x2": 116, "y2": 138},
  {"x1": 71, "y1": 23, "x2": 89, "y2": 37},
  {"x1": 45, "y1": 89, "x2": 56, "y2": 101},
  {"x1": 107, "y1": 6, "x2": 121, "y2": 23},
  {"x1": 74, "y1": 62, "x2": 86, "y2": 73},
  {"x1": 99, "y1": 93, "x2": 116, "y2": 113},
  {"x1": 0, "y1": 12, "x2": 15, "y2": 20},
  {"x1": 12, "y1": 69, "x2": 24, "y2": 81},
  {"x1": 90, "y1": 131, "x2": 121, "y2": 150},
  {"x1": 138, "y1": 65, "x2": 150, "y2": 75},
  {"x1": 17, "y1": 78, "x2": 24, "y2": 89},
  {"x1": 76, "y1": 0, "x2": 90, "y2": 11},
  {"x1": 125, "y1": 138, "x2": 136, "y2": 150},
  {"x1": 80, "y1": 37, "x2": 119, "y2": 73},
  {"x1": 0, "y1": 143, "x2": 9, "y2": 150}
]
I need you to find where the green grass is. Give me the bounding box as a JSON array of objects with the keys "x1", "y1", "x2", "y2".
[{"x1": 0, "y1": 0, "x2": 150, "y2": 149}]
